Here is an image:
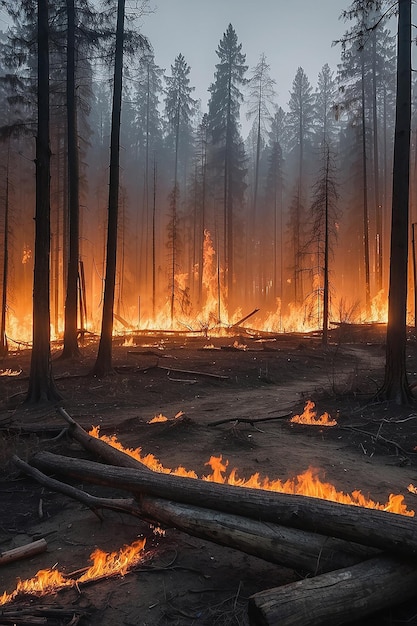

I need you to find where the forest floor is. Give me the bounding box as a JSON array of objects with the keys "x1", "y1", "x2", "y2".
[{"x1": 0, "y1": 325, "x2": 417, "y2": 625}]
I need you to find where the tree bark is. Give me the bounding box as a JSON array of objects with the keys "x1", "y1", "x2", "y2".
[
  {"x1": 31, "y1": 451, "x2": 417, "y2": 559},
  {"x1": 138, "y1": 495, "x2": 378, "y2": 574},
  {"x1": 248, "y1": 555, "x2": 417, "y2": 626},
  {"x1": 0, "y1": 539, "x2": 47, "y2": 566},
  {"x1": 26, "y1": 0, "x2": 61, "y2": 404},
  {"x1": 377, "y1": 0, "x2": 413, "y2": 404},
  {"x1": 56, "y1": 406, "x2": 153, "y2": 471},
  {"x1": 61, "y1": 0, "x2": 81, "y2": 359},
  {"x1": 92, "y1": 0, "x2": 125, "y2": 376}
]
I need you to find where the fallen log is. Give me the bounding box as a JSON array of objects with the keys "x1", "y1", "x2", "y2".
[
  {"x1": 248, "y1": 555, "x2": 417, "y2": 626},
  {"x1": 56, "y1": 406, "x2": 154, "y2": 472},
  {"x1": 31, "y1": 451, "x2": 417, "y2": 558},
  {"x1": 138, "y1": 496, "x2": 378, "y2": 574},
  {"x1": 13, "y1": 455, "x2": 144, "y2": 520},
  {"x1": 0, "y1": 538, "x2": 47, "y2": 566},
  {"x1": 230, "y1": 308, "x2": 260, "y2": 328},
  {"x1": 15, "y1": 455, "x2": 378, "y2": 575}
]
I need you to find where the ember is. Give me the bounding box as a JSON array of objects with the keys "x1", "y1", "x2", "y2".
[
  {"x1": 0, "y1": 539, "x2": 146, "y2": 606},
  {"x1": 88, "y1": 427, "x2": 414, "y2": 516},
  {"x1": 290, "y1": 399, "x2": 337, "y2": 426}
]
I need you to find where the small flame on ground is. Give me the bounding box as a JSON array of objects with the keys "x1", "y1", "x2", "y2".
[
  {"x1": 148, "y1": 411, "x2": 184, "y2": 424},
  {"x1": 88, "y1": 428, "x2": 414, "y2": 517},
  {"x1": 0, "y1": 368, "x2": 22, "y2": 377},
  {"x1": 148, "y1": 413, "x2": 169, "y2": 424},
  {"x1": 0, "y1": 539, "x2": 146, "y2": 606},
  {"x1": 408, "y1": 484, "x2": 417, "y2": 495},
  {"x1": 290, "y1": 400, "x2": 337, "y2": 427}
]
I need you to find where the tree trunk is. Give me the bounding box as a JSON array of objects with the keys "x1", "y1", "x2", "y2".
[
  {"x1": 138, "y1": 495, "x2": 378, "y2": 575},
  {"x1": 0, "y1": 169, "x2": 9, "y2": 357},
  {"x1": 248, "y1": 555, "x2": 417, "y2": 626},
  {"x1": 361, "y1": 50, "x2": 371, "y2": 315},
  {"x1": 92, "y1": 0, "x2": 125, "y2": 376},
  {"x1": 26, "y1": 0, "x2": 61, "y2": 404},
  {"x1": 31, "y1": 451, "x2": 417, "y2": 558},
  {"x1": 61, "y1": 0, "x2": 80, "y2": 359},
  {"x1": 377, "y1": 0, "x2": 412, "y2": 404},
  {"x1": 0, "y1": 539, "x2": 47, "y2": 566}
]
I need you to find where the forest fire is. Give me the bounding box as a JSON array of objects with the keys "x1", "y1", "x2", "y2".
[
  {"x1": 2, "y1": 224, "x2": 392, "y2": 348},
  {"x1": 0, "y1": 539, "x2": 146, "y2": 606},
  {"x1": 88, "y1": 425, "x2": 414, "y2": 517},
  {"x1": 290, "y1": 400, "x2": 337, "y2": 426}
]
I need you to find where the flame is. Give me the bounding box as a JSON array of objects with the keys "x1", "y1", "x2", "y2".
[
  {"x1": 21, "y1": 244, "x2": 32, "y2": 264},
  {"x1": 88, "y1": 428, "x2": 414, "y2": 517},
  {"x1": 0, "y1": 368, "x2": 22, "y2": 377},
  {"x1": 408, "y1": 484, "x2": 417, "y2": 495},
  {"x1": 0, "y1": 539, "x2": 146, "y2": 606},
  {"x1": 148, "y1": 413, "x2": 169, "y2": 424},
  {"x1": 290, "y1": 400, "x2": 337, "y2": 426},
  {"x1": 3, "y1": 228, "x2": 399, "y2": 338},
  {"x1": 147, "y1": 411, "x2": 184, "y2": 424}
]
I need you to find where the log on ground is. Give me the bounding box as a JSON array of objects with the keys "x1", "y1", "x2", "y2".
[
  {"x1": 139, "y1": 495, "x2": 378, "y2": 574},
  {"x1": 31, "y1": 450, "x2": 417, "y2": 558},
  {"x1": 0, "y1": 538, "x2": 47, "y2": 566},
  {"x1": 16, "y1": 453, "x2": 378, "y2": 575},
  {"x1": 248, "y1": 555, "x2": 417, "y2": 626}
]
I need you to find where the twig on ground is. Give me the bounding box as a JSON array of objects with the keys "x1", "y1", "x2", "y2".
[{"x1": 208, "y1": 413, "x2": 291, "y2": 427}]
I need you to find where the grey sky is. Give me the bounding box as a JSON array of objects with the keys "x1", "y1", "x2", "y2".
[{"x1": 141, "y1": 0, "x2": 352, "y2": 125}]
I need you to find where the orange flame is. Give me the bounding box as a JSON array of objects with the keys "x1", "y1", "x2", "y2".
[
  {"x1": 0, "y1": 539, "x2": 146, "y2": 606},
  {"x1": 148, "y1": 410, "x2": 184, "y2": 424},
  {"x1": 148, "y1": 413, "x2": 169, "y2": 424},
  {"x1": 88, "y1": 427, "x2": 414, "y2": 517},
  {"x1": 290, "y1": 400, "x2": 337, "y2": 426}
]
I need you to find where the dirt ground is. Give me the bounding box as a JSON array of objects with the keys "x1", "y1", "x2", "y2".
[{"x1": 1, "y1": 325, "x2": 417, "y2": 625}]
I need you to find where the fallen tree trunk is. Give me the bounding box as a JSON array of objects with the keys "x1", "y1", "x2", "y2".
[
  {"x1": 13, "y1": 455, "x2": 144, "y2": 520},
  {"x1": 56, "y1": 406, "x2": 153, "y2": 472},
  {"x1": 15, "y1": 455, "x2": 378, "y2": 575},
  {"x1": 31, "y1": 451, "x2": 417, "y2": 558},
  {"x1": 0, "y1": 538, "x2": 47, "y2": 566},
  {"x1": 248, "y1": 555, "x2": 417, "y2": 626},
  {"x1": 139, "y1": 496, "x2": 378, "y2": 574}
]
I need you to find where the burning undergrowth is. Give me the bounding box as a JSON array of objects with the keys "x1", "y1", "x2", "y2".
[{"x1": 88, "y1": 422, "x2": 414, "y2": 516}]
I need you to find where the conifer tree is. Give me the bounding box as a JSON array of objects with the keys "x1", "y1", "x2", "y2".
[
  {"x1": 207, "y1": 24, "x2": 247, "y2": 314},
  {"x1": 164, "y1": 53, "x2": 196, "y2": 324}
]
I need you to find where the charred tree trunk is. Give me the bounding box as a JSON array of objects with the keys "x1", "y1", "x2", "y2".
[
  {"x1": 377, "y1": 0, "x2": 413, "y2": 404},
  {"x1": 138, "y1": 495, "x2": 378, "y2": 575},
  {"x1": 0, "y1": 170, "x2": 9, "y2": 357},
  {"x1": 361, "y1": 49, "x2": 371, "y2": 315},
  {"x1": 92, "y1": 0, "x2": 125, "y2": 376},
  {"x1": 26, "y1": 0, "x2": 61, "y2": 404},
  {"x1": 248, "y1": 555, "x2": 417, "y2": 626},
  {"x1": 61, "y1": 0, "x2": 81, "y2": 359},
  {"x1": 31, "y1": 451, "x2": 417, "y2": 558}
]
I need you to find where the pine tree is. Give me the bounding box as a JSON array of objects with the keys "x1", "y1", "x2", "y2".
[
  {"x1": 207, "y1": 24, "x2": 247, "y2": 315},
  {"x1": 264, "y1": 108, "x2": 285, "y2": 307},
  {"x1": 164, "y1": 53, "x2": 196, "y2": 324},
  {"x1": 307, "y1": 144, "x2": 339, "y2": 344},
  {"x1": 27, "y1": 0, "x2": 62, "y2": 403},
  {"x1": 286, "y1": 67, "x2": 315, "y2": 303}
]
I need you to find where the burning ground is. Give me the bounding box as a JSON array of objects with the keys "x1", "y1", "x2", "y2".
[{"x1": 1, "y1": 327, "x2": 417, "y2": 625}]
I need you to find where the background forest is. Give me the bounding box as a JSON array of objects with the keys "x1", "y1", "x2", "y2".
[{"x1": 0, "y1": 0, "x2": 410, "y2": 348}]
